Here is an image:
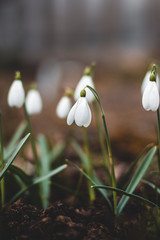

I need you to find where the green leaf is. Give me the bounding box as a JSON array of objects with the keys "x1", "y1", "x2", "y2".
[
  {"x1": 4, "y1": 121, "x2": 27, "y2": 161},
  {"x1": 8, "y1": 164, "x2": 67, "y2": 205},
  {"x1": 71, "y1": 140, "x2": 89, "y2": 172},
  {"x1": 142, "y1": 179, "x2": 160, "y2": 194},
  {"x1": 118, "y1": 143, "x2": 154, "y2": 188},
  {"x1": 9, "y1": 165, "x2": 32, "y2": 186},
  {"x1": 92, "y1": 185, "x2": 159, "y2": 209},
  {"x1": 117, "y1": 146, "x2": 157, "y2": 214},
  {"x1": 38, "y1": 134, "x2": 51, "y2": 208},
  {"x1": 0, "y1": 133, "x2": 30, "y2": 181},
  {"x1": 67, "y1": 160, "x2": 112, "y2": 210}
]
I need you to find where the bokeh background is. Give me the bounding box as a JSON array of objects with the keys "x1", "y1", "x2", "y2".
[{"x1": 0, "y1": 0, "x2": 160, "y2": 163}]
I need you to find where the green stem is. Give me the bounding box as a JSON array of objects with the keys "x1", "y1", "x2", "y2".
[
  {"x1": 86, "y1": 85, "x2": 117, "y2": 215},
  {"x1": 0, "y1": 113, "x2": 5, "y2": 207},
  {"x1": 82, "y1": 127, "x2": 95, "y2": 202},
  {"x1": 156, "y1": 108, "x2": 160, "y2": 170},
  {"x1": 102, "y1": 113, "x2": 117, "y2": 215},
  {"x1": 93, "y1": 101, "x2": 111, "y2": 184},
  {"x1": 23, "y1": 103, "x2": 40, "y2": 177}
]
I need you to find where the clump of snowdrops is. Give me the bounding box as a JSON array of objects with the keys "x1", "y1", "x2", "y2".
[
  {"x1": 56, "y1": 63, "x2": 159, "y2": 215},
  {"x1": 0, "y1": 71, "x2": 67, "y2": 209}
]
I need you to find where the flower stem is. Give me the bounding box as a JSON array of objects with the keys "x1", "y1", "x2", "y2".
[
  {"x1": 23, "y1": 102, "x2": 40, "y2": 177},
  {"x1": 82, "y1": 127, "x2": 95, "y2": 203},
  {"x1": 156, "y1": 108, "x2": 160, "y2": 170},
  {"x1": 86, "y1": 85, "x2": 117, "y2": 215},
  {"x1": 93, "y1": 101, "x2": 111, "y2": 184},
  {"x1": 0, "y1": 113, "x2": 5, "y2": 207}
]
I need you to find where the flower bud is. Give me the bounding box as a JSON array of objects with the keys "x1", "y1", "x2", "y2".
[{"x1": 26, "y1": 89, "x2": 42, "y2": 115}]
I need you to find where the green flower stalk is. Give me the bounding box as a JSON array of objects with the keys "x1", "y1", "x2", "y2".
[
  {"x1": 84, "y1": 64, "x2": 111, "y2": 183},
  {"x1": 86, "y1": 85, "x2": 117, "y2": 215},
  {"x1": 93, "y1": 101, "x2": 111, "y2": 184},
  {"x1": 23, "y1": 102, "x2": 40, "y2": 177},
  {"x1": 0, "y1": 112, "x2": 5, "y2": 207},
  {"x1": 82, "y1": 127, "x2": 95, "y2": 202}
]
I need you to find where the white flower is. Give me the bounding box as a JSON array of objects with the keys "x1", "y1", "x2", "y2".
[
  {"x1": 74, "y1": 75, "x2": 95, "y2": 103},
  {"x1": 67, "y1": 97, "x2": 92, "y2": 127},
  {"x1": 142, "y1": 81, "x2": 159, "y2": 111},
  {"x1": 26, "y1": 89, "x2": 42, "y2": 115},
  {"x1": 8, "y1": 80, "x2": 25, "y2": 108},
  {"x1": 141, "y1": 71, "x2": 160, "y2": 94},
  {"x1": 56, "y1": 96, "x2": 72, "y2": 119}
]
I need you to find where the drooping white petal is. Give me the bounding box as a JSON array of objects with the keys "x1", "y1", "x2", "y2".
[
  {"x1": 26, "y1": 89, "x2": 42, "y2": 115},
  {"x1": 74, "y1": 75, "x2": 95, "y2": 102},
  {"x1": 142, "y1": 82, "x2": 152, "y2": 111},
  {"x1": 75, "y1": 97, "x2": 92, "y2": 127},
  {"x1": 67, "y1": 101, "x2": 78, "y2": 125},
  {"x1": 8, "y1": 80, "x2": 25, "y2": 108},
  {"x1": 149, "y1": 82, "x2": 159, "y2": 111},
  {"x1": 141, "y1": 71, "x2": 160, "y2": 94},
  {"x1": 142, "y1": 81, "x2": 159, "y2": 112},
  {"x1": 56, "y1": 96, "x2": 72, "y2": 119}
]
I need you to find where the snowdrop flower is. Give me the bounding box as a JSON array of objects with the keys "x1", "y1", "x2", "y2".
[
  {"x1": 141, "y1": 71, "x2": 160, "y2": 94},
  {"x1": 67, "y1": 90, "x2": 92, "y2": 127},
  {"x1": 56, "y1": 96, "x2": 72, "y2": 119},
  {"x1": 74, "y1": 75, "x2": 95, "y2": 103},
  {"x1": 142, "y1": 78, "x2": 159, "y2": 112},
  {"x1": 8, "y1": 72, "x2": 25, "y2": 108},
  {"x1": 26, "y1": 88, "x2": 42, "y2": 115}
]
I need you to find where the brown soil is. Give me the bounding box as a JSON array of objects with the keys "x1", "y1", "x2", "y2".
[{"x1": 1, "y1": 193, "x2": 159, "y2": 240}]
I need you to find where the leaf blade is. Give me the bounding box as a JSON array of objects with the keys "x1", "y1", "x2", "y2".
[
  {"x1": 117, "y1": 146, "x2": 157, "y2": 214},
  {"x1": 0, "y1": 133, "x2": 30, "y2": 181}
]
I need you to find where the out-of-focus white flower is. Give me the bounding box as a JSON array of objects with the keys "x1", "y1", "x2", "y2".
[
  {"x1": 74, "y1": 75, "x2": 95, "y2": 103},
  {"x1": 67, "y1": 96, "x2": 92, "y2": 127},
  {"x1": 141, "y1": 71, "x2": 160, "y2": 94},
  {"x1": 142, "y1": 81, "x2": 159, "y2": 112},
  {"x1": 56, "y1": 96, "x2": 72, "y2": 119},
  {"x1": 8, "y1": 80, "x2": 25, "y2": 108},
  {"x1": 26, "y1": 89, "x2": 42, "y2": 115}
]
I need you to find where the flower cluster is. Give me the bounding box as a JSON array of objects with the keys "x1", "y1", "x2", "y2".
[
  {"x1": 8, "y1": 72, "x2": 42, "y2": 115},
  {"x1": 142, "y1": 66, "x2": 160, "y2": 112},
  {"x1": 56, "y1": 67, "x2": 95, "y2": 128}
]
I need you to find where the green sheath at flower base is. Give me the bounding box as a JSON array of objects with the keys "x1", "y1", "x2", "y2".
[
  {"x1": 84, "y1": 62, "x2": 95, "y2": 76},
  {"x1": 150, "y1": 73, "x2": 156, "y2": 82},
  {"x1": 15, "y1": 71, "x2": 21, "y2": 80},
  {"x1": 80, "y1": 89, "x2": 86, "y2": 97}
]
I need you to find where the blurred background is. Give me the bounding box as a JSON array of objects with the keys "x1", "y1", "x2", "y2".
[{"x1": 0, "y1": 0, "x2": 160, "y2": 160}]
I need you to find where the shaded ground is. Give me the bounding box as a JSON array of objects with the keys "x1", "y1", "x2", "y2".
[{"x1": 1, "y1": 194, "x2": 160, "y2": 240}]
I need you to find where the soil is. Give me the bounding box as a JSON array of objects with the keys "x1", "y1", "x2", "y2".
[{"x1": 1, "y1": 193, "x2": 160, "y2": 240}]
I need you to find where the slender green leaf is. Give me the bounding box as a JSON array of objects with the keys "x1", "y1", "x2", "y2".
[
  {"x1": 142, "y1": 179, "x2": 160, "y2": 194},
  {"x1": 92, "y1": 185, "x2": 159, "y2": 209},
  {"x1": 4, "y1": 121, "x2": 27, "y2": 160},
  {"x1": 38, "y1": 134, "x2": 50, "y2": 208},
  {"x1": 67, "y1": 160, "x2": 112, "y2": 209},
  {"x1": 71, "y1": 140, "x2": 89, "y2": 172},
  {"x1": 92, "y1": 171, "x2": 109, "y2": 199},
  {"x1": 118, "y1": 143, "x2": 154, "y2": 188},
  {"x1": 8, "y1": 164, "x2": 67, "y2": 204},
  {"x1": 117, "y1": 146, "x2": 157, "y2": 214},
  {"x1": 0, "y1": 133, "x2": 30, "y2": 181},
  {"x1": 9, "y1": 165, "x2": 32, "y2": 186}
]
